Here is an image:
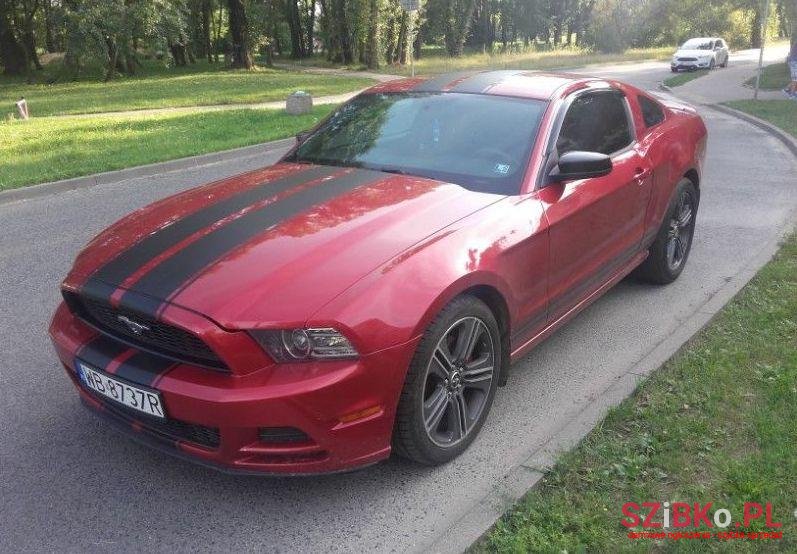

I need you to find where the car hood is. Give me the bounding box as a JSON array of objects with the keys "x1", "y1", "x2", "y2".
[
  {"x1": 674, "y1": 49, "x2": 714, "y2": 58},
  {"x1": 69, "y1": 163, "x2": 502, "y2": 327}
]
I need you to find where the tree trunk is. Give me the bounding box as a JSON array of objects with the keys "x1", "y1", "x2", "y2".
[
  {"x1": 413, "y1": 21, "x2": 422, "y2": 59},
  {"x1": 43, "y1": 0, "x2": 56, "y2": 52},
  {"x1": 331, "y1": 0, "x2": 353, "y2": 64},
  {"x1": 213, "y1": 0, "x2": 224, "y2": 62},
  {"x1": 201, "y1": 0, "x2": 212, "y2": 62},
  {"x1": 398, "y1": 12, "x2": 409, "y2": 65},
  {"x1": 444, "y1": 0, "x2": 478, "y2": 57},
  {"x1": 0, "y1": 3, "x2": 26, "y2": 76},
  {"x1": 169, "y1": 40, "x2": 188, "y2": 66},
  {"x1": 286, "y1": 0, "x2": 306, "y2": 59},
  {"x1": 304, "y1": 0, "x2": 316, "y2": 55},
  {"x1": 385, "y1": 13, "x2": 396, "y2": 65},
  {"x1": 227, "y1": 0, "x2": 253, "y2": 68},
  {"x1": 21, "y1": 0, "x2": 42, "y2": 70},
  {"x1": 105, "y1": 36, "x2": 119, "y2": 80},
  {"x1": 366, "y1": 0, "x2": 379, "y2": 69}
]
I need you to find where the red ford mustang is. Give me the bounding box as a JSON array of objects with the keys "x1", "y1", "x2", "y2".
[{"x1": 49, "y1": 71, "x2": 707, "y2": 474}]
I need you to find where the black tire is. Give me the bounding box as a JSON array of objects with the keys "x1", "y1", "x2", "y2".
[
  {"x1": 635, "y1": 178, "x2": 699, "y2": 285},
  {"x1": 709, "y1": 59, "x2": 716, "y2": 70},
  {"x1": 392, "y1": 296, "x2": 501, "y2": 465}
]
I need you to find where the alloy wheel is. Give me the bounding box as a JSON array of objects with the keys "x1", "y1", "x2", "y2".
[
  {"x1": 422, "y1": 317, "x2": 495, "y2": 447},
  {"x1": 666, "y1": 189, "x2": 695, "y2": 271}
]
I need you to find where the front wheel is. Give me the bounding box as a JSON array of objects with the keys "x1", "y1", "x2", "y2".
[
  {"x1": 635, "y1": 178, "x2": 699, "y2": 284},
  {"x1": 392, "y1": 296, "x2": 500, "y2": 465}
]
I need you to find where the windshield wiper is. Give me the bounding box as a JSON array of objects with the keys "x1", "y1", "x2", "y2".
[{"x1": 362, "y1": 164, "x2": 412, "y2": 176}]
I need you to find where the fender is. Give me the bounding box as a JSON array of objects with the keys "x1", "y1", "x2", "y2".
[{"x1": 309, "y1": 193, "x2": 550, "y2": 363}]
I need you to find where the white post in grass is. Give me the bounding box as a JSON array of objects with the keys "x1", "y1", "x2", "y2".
[
  {"x1": 753, "y1": 0, "x2": 770, "y2": 100},
  {"x1": 16, "y1": 97, "x2": 29, "y2": 120}
]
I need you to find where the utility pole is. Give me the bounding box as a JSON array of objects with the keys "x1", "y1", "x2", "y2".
[{"x1": 753, "y1": 0, "x2": 771, "y2": 100}]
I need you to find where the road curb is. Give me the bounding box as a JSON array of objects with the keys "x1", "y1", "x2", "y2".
[
  {"x1": 424, "y1": 101, "x2": 797, "y2": 554},
  {"x1": 707, "y1": 102, "x2": 797, "y2": 158},
  {"x1": 0, "y1": 138, "x2": 295, "y2": 206}
]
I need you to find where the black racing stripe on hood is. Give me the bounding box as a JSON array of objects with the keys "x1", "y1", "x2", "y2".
[
  {"x1": 76, "y1": 335, "x2": 129, "y2": 372},
  {"x1": 120, "y1": 168, "x2": 387, "y2": 317},
  {"x1": 84, "y1": 165, "x2": 337, "y2": 297},
  {"x1": 447, "y1": 70, "x2": 526, "y2": 94},
  {"x1": 113, "y1": 352, "x2": 176, "y2": 387},
  {"x1": 411, "y1": 71, "x2": 480, "y2": 92}
]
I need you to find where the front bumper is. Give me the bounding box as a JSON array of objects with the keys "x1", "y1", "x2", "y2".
[
  {"x1": 671, "y1": 60, "x2": 712, "y2": 71},
  {"x1": 50, "y1": 302, "x2": 418, "y2": 474}
]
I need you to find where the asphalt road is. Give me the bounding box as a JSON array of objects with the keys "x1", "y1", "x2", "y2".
[{"x1": 2, "y1": 60, "x2": 796, "y2": 553}]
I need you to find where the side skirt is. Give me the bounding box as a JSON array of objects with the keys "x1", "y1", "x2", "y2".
[{"x1": 509, "y1": 249, "x2": 649, "y2": 363}]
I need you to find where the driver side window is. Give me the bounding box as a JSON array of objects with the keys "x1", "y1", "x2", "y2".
[{"x1": 556, "y1": 92, "x2": 633, "y2": 156}]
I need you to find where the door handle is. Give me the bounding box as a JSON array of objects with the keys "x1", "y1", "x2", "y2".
[{"x1": 634, "y1": 167, "x2": 651, "y2": 183}]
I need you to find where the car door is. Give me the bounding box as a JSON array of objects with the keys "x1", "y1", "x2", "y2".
[{"x1": 537, "y1": 89, "x2": 652, "y2": 322}]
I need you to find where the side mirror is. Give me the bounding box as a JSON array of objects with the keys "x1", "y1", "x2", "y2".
[
  {"x1": 296, "y1": 130, "x2": 311, "y2": 144},
  {"x1": 549, "y1": 151, "x2": 613, "y2": 182}
]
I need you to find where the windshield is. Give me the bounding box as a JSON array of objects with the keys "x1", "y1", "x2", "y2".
[
  {"x1": 680, "y1": 39, "x2": 713, "y2": 50},
  {"x1": 287, "y1": 92, "x2": 547, "y2": 195}
]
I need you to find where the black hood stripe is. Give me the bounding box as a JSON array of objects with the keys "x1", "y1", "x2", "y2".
[
  {"x1": 86, "y1": 165, "x2": 337, "y2": 293},
  {"x1": 76, "y1": 336, "x2": 174, "y2": 388},
  {"x1": 448, "y1": 70, "x2": 526, "y2": 94},
  {"x1": 76, "y1": 335, "x2": 129, "y2": 372},
  {"x1": 411, "y1": 71, "x2": 480, "y2": 92},
  {"x1": 120, "y1": 168, "x2": 387, "y2": 317},
  {"x1": 114, "y1": 352, "x2": 176, "y2": 387}
]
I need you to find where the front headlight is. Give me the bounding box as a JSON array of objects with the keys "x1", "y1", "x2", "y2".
[{"x1": 250, "y1": 328, "x2": 358, "y2": 362}]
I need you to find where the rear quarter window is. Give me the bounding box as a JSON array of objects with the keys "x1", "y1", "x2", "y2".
[{"x1": 638, "y1": 95, "x2": 665, "y2": 128}]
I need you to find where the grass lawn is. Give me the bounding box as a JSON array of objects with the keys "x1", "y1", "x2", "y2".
[
  {"x1": 0, "y1": 60, "x2": 371, "y2": 117},
  {"x1": 726, "y1": 100, "x2": 797, "y2": 138},
  {"x1": 664, "y1": 69, "x2": 710, "y2": 88},
  {"x1": 278, "y1": 45, "x2": 674, "y2": 76},
  {"x1": 744, "y1": 62, "x2": 790, "y2": 90},
  {"x1": 0, "y1": 105, "x2": 334, "y2": 191},
  {"x1": 480, "y1": 232, "x2": 797, "y2": 552}
]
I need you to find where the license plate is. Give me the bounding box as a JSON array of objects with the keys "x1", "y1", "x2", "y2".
[{"x1": 77, "y1": 361, "x2": 166, "y2": 419}]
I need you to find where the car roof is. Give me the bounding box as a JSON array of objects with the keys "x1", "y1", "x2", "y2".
[{"x1": 364, "y1": 70, "x2": 607, "y2": 101}]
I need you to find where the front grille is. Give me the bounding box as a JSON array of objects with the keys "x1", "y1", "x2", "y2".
[
  {"x1": 677, "y1": 57, "x2": 697, "y2": 62},
  {"x1": 64, "y1": 290, "x2": 226, "y2": 370},
  {"x1": 88, "y1": 389, "x2": 221, "y2": 448}
]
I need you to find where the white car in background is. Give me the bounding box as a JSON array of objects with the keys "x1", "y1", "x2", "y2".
[{"x1": 671, "y1": 38, "x2": 729, "y2": 72}]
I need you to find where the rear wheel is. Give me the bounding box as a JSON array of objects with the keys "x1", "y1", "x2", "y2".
[
  {"x1": 392, "y1": 296, "x2": 500, "y2": 465},
  {"x1": 635, "y1": 178, "x2": 698, "y2": 284}
]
